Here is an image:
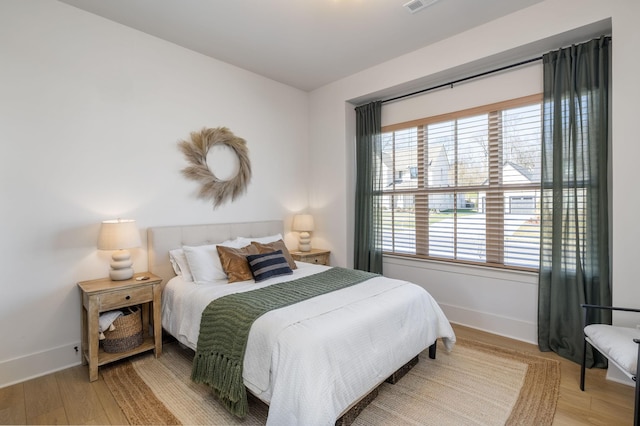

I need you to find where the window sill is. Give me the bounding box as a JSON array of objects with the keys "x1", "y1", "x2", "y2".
[{"x1": 383, "y1": 253, "x2": 538, "y2": 285}]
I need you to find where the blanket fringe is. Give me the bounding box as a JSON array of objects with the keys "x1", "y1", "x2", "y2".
[{"x1": 192, "y1": 352, "x2": 248, "y2": 417}]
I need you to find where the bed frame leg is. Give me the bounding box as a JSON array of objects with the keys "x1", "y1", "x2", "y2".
[{"x1": 429, "y1": 340, "x2": 437, "y2": 359}]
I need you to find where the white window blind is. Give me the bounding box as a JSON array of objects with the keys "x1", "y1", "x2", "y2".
[{"x1": 380, "y1": 94, "x2": 542, "y2": 270}]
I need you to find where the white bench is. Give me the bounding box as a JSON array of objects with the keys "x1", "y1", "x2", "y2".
[{"x1": 581, "y1": 304, "x2": 640, "y2": 426}]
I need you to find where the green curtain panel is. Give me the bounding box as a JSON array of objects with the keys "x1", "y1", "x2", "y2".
[
  {"x1": 538, "y1": 36, "x2": 611, "y2": 366},
  {"x1": 354, "y1": 101, "x2": 383, "y2": 273}
]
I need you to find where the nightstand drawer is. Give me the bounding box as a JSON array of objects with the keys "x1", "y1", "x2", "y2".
[
  {"x1": 305, "y1": 254, "x2": 328, "y2": 265},
  {"x1": 98, "y1": 286, "x2": 152, "y2": 311},
  {"x1": 291, "y1": 249, "x2": 330, "y2": 266}
]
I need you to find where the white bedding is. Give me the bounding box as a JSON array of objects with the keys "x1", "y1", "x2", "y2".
[{"x1": 162, "y1": 262, "x2": 456, "y2": 425}]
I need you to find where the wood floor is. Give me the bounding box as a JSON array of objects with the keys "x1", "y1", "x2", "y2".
[{"x1": 0, "y1": 324, "x2": 635, "y2": 425}]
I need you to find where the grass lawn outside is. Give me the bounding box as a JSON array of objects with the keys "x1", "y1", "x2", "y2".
[{"x1": 382, "y1": 209, "x2": 540, "y2": 268}]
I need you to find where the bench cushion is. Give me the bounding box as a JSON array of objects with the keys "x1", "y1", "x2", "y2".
[{"x1": 585, "y1": 324, "x2": 640, "y2": 376}]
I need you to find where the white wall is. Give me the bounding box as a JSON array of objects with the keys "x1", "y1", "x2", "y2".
[
  {"x1": 0, "y1": 0, "x2": 309, "y2": 387},
  {"x1": 381, "y1": 63, "x2": 542, "y2": 126},
  {"x1": 309, "y1": 0, "x2": 640, "y2": 344}
]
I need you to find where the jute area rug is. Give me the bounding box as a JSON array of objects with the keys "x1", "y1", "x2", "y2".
[{"x1": 101, "y1": 338, "x2": 559, "y2": 425}]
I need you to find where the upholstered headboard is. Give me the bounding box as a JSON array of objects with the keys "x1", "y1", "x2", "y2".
[{"x1": 147, "y1": 220, "x2": 284, "y2": 286}]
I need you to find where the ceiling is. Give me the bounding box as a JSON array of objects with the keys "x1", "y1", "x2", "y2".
[{"x1": 57, "y1": 0, "x2": 542, "y2": 91}]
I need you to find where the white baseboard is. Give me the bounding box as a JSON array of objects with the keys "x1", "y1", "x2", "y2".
[
  {"x1": 0, "y1": 341, "x2": 82, "y2": 388},
  {"x1": 441, "y1": 302, "x2": 538, "y2": 345}
]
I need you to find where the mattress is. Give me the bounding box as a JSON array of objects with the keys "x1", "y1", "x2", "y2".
[{"x1": 162, "y1": 262, "x2": 456, "y2": 425}]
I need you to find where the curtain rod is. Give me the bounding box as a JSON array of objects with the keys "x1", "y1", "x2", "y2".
[{"x1": 381, "y1": 56, "x2": 542, "y2": 104}]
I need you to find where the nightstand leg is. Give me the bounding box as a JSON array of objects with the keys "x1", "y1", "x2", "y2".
[
  {"x1": 88, "y1": 303, "x2": 99, "y2": 381},
  {"x1": 153, "y1": 285, "x2": 162, "y2": 357},
  {"x1": 80, "y1": 305, "x2": 88, "y2": 366}
]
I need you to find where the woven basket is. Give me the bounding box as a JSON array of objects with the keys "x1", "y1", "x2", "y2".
[{"x1": 103, "y1": 306, "x2": 144, "y2": 353}]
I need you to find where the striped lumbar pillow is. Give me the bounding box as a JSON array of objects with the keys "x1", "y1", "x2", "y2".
[{"x1": 246, "y1": 250, "x2": 293, "y2": 282}]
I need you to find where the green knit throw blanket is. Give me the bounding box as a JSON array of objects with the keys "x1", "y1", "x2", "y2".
[{"x1": 191, "y1": 267, "x2": 378, "y2": 418}]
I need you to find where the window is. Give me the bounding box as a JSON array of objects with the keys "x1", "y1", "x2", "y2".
[{"x1": 380, "y1": 94, "x2": 542, "y2": 270}]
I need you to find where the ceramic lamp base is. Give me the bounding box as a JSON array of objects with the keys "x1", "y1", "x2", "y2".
[
  {"x1": 298, "y1": 231, "x2": 311, "y2": 252},
  {"x1": 109, "y1": 249, "x2": 134, "y2": 281},
  {"x1": 109, "y1": 267, "x2": 134, "y2": 281}
]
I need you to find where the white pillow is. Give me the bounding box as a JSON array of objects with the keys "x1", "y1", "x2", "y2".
[
  {"x1": 169, "y1": 248, "x2": 193, "y2": 282},
  {"x1": 183, "y1": 238, "x2": 249, "y2": 283},
  {"x1": 245, "y1": 233, "x2": 283, "y2": 244}
]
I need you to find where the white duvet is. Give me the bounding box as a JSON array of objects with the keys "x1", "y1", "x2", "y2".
[{"x1": 162, "y1": 262, "x2": 456, "y2": 425}]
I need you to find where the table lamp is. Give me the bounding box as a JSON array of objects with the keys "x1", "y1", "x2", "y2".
[
  {"x1": 97, "y1": 219, "x2": 141, "y2": 280},
  {"x1": 292, "y1": 214, "x2": 314, "y2": 252}
]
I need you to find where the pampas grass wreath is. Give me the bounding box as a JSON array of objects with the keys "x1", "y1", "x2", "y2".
[{"x1": 178, "y1": 127, "x2": 251, "y2": 208}]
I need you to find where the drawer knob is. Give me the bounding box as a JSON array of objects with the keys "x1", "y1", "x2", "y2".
[{"x1": 125, "y1": 295, "x2": 131, "y2": 300}]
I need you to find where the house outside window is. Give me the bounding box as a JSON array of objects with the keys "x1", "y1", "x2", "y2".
[{"x1": 380, "y1": 94, "x2": 542, "y2": 270}]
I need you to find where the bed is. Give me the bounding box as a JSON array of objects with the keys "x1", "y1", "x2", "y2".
[{"x1": 148, "y1": 220, "x2": 456, "y2": 425}]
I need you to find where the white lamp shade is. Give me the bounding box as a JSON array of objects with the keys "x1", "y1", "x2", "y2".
[
  {"x1": 97, "y1": 219, "x2": 141, "y2": 250},
  {"x1": 292, "y1": 214, "x2": 315, "y2": 232}
]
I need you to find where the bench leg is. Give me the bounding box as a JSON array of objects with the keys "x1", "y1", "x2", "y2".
[
  {"x1": 580, "y1": 338, "x2": 587, "y2": 391},
  {"x1": 634, "y1": 342, "x2": 640, "y2": 426},
  {"x1": 634, "y1": 376, "x2": 639, "y2": 426}
]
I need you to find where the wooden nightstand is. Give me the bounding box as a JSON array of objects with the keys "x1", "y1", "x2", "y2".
[
  {"x1": 290, "y1": 248, "x2": 331, "y2": 266},
  {"x1": 78, "y1": 272, "x2": 163, "y2": 381}
]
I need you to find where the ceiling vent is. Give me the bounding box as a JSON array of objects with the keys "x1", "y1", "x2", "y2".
[{"x1": 403, "y1": 0, "x2": 440, "y2": 14}]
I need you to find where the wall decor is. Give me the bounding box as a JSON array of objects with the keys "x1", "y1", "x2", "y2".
[{"x1": 178, "y1": 127, "x2": 251, "y2": 208}]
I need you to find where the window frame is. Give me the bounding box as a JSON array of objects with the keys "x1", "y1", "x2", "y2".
[{"x1": 380, "y1": 94, "x2": 542, "y2": 272}]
